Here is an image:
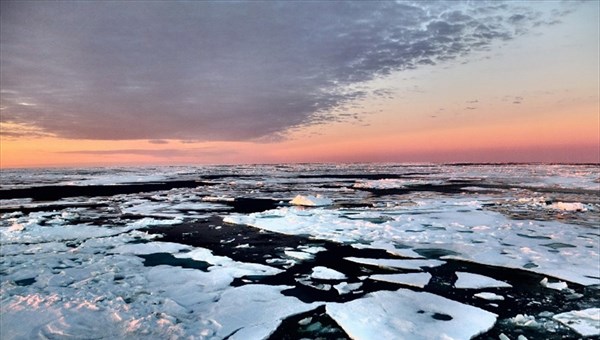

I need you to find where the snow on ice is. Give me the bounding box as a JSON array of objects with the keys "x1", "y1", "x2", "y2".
[
  {"x1": 454, "y1": 272, "x2": 512, "y2": 289},
  {"x1": 326, "y1": 289, "x2": 497, "y2": 340}
]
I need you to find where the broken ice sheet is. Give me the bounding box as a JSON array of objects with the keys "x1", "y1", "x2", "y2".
[
  {"x1": 454, "y1": 272, "x2": 512, "y2": 289},
  {"x1": 326, "y1": 289, "x2": 496, "y2": 340},
  {"x1": 311, "y1": 266, "x2": 347, "y2": 280},
  {"x1": 553, "y1": 308, "x2": 600, "y2": 337},
  {"x1": 345, "y1": 257, "x2": 445, "y2": 270},
  {"x1": 370, "y1": 273, "x2": 432, "y2": 288}
]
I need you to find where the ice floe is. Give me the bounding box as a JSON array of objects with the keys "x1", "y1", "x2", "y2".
[
  {"x1": 290, "y1": 194, "x2": 333, "y2": 207},
  {"x1": 553, "y1": 308, "x2": 600, "y2": 337},
  {"x1": 345, "y1": 257, "x2": 445, "y2": 270},
  {"x1": 225, "y1": 197, "x2": 599, "y2": 286},
  {"x1": 326, "y1": 289, "x2": 497, "y2": 340},
  {"x1": 540, "y1": 277, "x2": 568, "y2": 291},
  {"x1": 333, "y1": 282, "x2": 363, "y2": 295},
  {"x1": 311, "y1": 266, "x2": 347, "y2": 280},
  {"x1": 474, "y1": 292, "x2": 505, "y2": 301},
  {"x1": 370, "y1": 273, "x2": 432, "y2": 288},
  {"x1": 455, "y1": 272, "x2": 512, "y2": 289}
]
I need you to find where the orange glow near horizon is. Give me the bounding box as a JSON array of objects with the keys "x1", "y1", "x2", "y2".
[{"x1": 2, "y1": 101, "x2": 598, "y2": 168}]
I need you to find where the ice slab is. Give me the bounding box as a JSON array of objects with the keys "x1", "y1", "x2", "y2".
[
  {"x1": 540, "y1": 277, "x2": 568, "y2": 291},
  {"x1": 284, "y1": 250, "x2": 314, "y2": 261},
  {"x1": 225, "y1": 197, "x2": 599, "y2": 286},
  {"x1": 370, "y1": 273, "x2": 431, "y2": 288},
  {"x1": 207, "y1": 285, "x2": 319, "y2": 339},
  {"x1": 454, "y1": 272, "x2": 512, "y2": 289},
  {"x1": 474, "y1": 292, "x2": 505, "y2": 301},
  {"x1": 334, "y1": 282, "x2": 363, "y2": 295},
  {"x1": 345, "y1": 257, "x2": 445, "y2": 270},
  {"x1": 327, "y1": 289, "x2": 497, "y2": 340},
  {"x1": 290, "y1": 194, "x2": 332, "y2": 207},
  {"x1": 553, "y1": 308, "x2": 600, "y2": 337},
  {"x1": 311, "y1": 266, "x2": 347, "y2": 280}
]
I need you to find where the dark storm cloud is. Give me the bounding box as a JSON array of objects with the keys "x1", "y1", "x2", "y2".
[{"x1": 0, "y1": 1, "x2": 575, "y2": 141}]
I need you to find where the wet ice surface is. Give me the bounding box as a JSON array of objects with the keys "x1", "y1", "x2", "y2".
[{"x1": 1, "y1": 164, "x2": 599, "y2": 339}]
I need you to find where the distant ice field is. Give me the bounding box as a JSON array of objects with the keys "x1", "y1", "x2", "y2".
[{"x1": 1, "y1": 164, "x2": 599, "y2": 339}]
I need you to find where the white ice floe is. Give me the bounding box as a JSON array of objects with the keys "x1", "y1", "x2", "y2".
[
  {"x1": 224, "y1": 197, "x2": 599, "y2": 286},
  {"x1": 297, "y1": 245, "x2": 327, "y2": 254},
  {"x1": 518, "y1": 197, "x2": 589, "y2": 212},
  {"x1": 550, "y1": 202, "x2": 588, "y2": 212},
  {"x1": 509, "y1": 314, "x2": 540, "y2": 328},
  {"x1": 333, "y1": 282, "x2": 363, "y2": 295},
  {"x1": 353, "y1": 178, "x2": 443, "y2": 189},
  {"x1": 553, "y1": 308, "x2": 600, "y2": 337},
  {"x1": 326, "y1": 289, "x2": 497, "y2": 340},
  {"x1": 284, "y1": 250, "x2": 315, "y2": 261},
  {"x1": 112, "y1": 242, "x2": 191, "y2": 255},
  {"x1": 290, "y1": 194, "x2": 333, "y2": 207},
  {"x1": 455, "y1": 272, "x2": 512, "y2": 289},
  {"x1": 310, "y1": 266, "x2": 347, "y2": 280},
  {"x1": 370, "y1": 273, "x2": 432, "y2": 288},
  {"x1": 474, "y1": 292, "x2": 505, "y2": 301},
  {"x1": 1, "y1": 228, "x2": 303, "y2": 340},
  {"x1": 202, "y1": 285, "x2": 319, "y2": 340},
  {"x1": 540, "y1": 277, "x2": 568, "y2": 291},
  {"x1": 345, "y1": 257, "x2": 445, "y2": 270}
]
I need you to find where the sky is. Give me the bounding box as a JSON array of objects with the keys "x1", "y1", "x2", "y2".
[{"x1": 1, "y1": 1, "x2": 598, "y2": 168}]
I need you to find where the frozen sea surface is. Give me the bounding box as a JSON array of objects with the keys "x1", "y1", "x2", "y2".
[{"x1": 1, "y1": 164, "x2": 599, "y2": 339}]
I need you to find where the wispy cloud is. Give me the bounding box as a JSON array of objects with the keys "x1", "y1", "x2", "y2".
[{"x1": 1, "y1": 1, "x2": 578, "y2": 141}]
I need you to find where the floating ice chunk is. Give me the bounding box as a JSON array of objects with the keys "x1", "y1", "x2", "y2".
[
  {"x1": 509, "y1": 314, "x2": 539, "y2": 328},
  {"x1": 499, "y1": 333, "x2": 510, "y2": 340},
  {"x1": 130, "y1": 217, "x2": 182, "y2": 228},
  {"x1": 209, "y1": 285, "x2": 319, "y2": 340},
  {"x1": 112, "y1": 242, "x2": 191, "y2": 255},
  {"x1": 176, "y1": 248, "x2": 282, "y2": 276},
  {"x1": 202, "y1": 196, "x2": 235, "y2": 202},
  {"x1": 370, "y1": 273, "x2": 431, "y2": 288},
  {"x1": 455, "y1": 272, "x2": 512, "y2": 289},
  {"x1": 345, "y1": 257, "x2": 444, "y2": 270},
  {"x1": 351, "y1": 241, "x2": 425, "y2": 259},
  {"x1": 7, "y1": 222, "x2": 25, "y2": 232},
  {"x1": 553, "y1": 308, "x2": 600, "y2": 337},
  {"x1": 311, "y1": 266, "x2": 347, "y2": 280},
  {"x1": 290, "y1": 194, "x2": 332, "y2": 207},
  {"x1": 550, "y1": 202, "x2": 587, "y2": 212},
  {"x1": 353, "y1": 179, "x2": 443, "y2": 189},
  {"x1": 540, "y1": 277, "x2": 568, "y2": 291},
  {"x1": 326, "y1": 289, "x2": 497, "y2": 340},
  {"x1": 298, "y1": 245, "x2": 327, "y2": 254},
  {"x1": 474, "y1": 292, "x2": 505, "y2": 301},
  {"x1": 333, "y1": 282, "x2": 363, "y2": 295},
  {"x1": 284, "y1": 250, "x2": 314, "y2": 260}
]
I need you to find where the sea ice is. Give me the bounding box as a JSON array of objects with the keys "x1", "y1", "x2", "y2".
[
  {"x1": 474, "y1": 292, "x2": 505, "y2": 301},
  {"x1": 454, "y1": 272, "x2": 512, "y2": 289},
  {"x1": 290, "y1": 194, "x2": 333, "y2": 207},
  {"x1": 284, "y1": 250, "x2": 315, "y2": 261},
  {"x1": 550, "y1": 202, "x2": 588, "y2": 212},
  {"x1": 311, "y1": 266, "x2": 347, "y2": 280},
  {"x1": 370, "y1": 273, "x2": 432, "y2": 288},
  {"x1": 326, "y1": 289, "x2": 497, "y2": 340},
  {"x1": 333, "y1": 282, "x2": 363, "y2": 295},
  {"x1": 539, "y1": 277, "x2": 569, "y2": 291},
  {"x1": 345, "y1": 257, "x2": 445, "y2": 270},
  {"x1": 509, "y1": 314, "x2": 540, "y2": 328},
  {"x1": 553, "y1": 308, "x2": 600, "y2": 337}
]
